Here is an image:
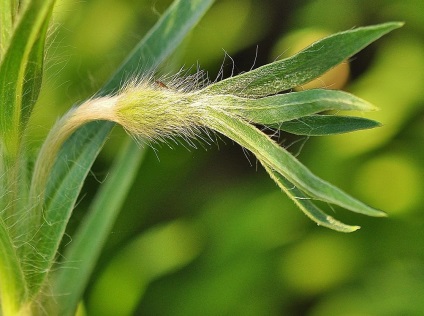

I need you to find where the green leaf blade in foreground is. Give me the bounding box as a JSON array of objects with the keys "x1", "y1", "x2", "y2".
[
  {"x1": 25, "y1": 122, "x2": 113, "y2": 292},
  {"x1": 224, "y1": 89, "x2": 377, "y2": 124},
  {"x1": 263, "y1": 165, "x2": 359, "y2": 232},
  {"x1": 20, "y1": 17, "x2": 49, "y2": 130},
  {"x1": 27, "y1": 0, "x2": 216, "y2": 300},
  {"x1": 275, "y1": 115, "x2": 381, "y2": 136},
  {"x1": 0, "y1": 0, "x2": 14, "y2": 58},
  {"x1": 52, "y1": 140, "x2": 145, "y2": 316},
  {"x1": 203, "y1": 22, "x2": 403, "y2": 97},
  {"x1": 101, "y1": 0, "x2": 216, "y2": 94},
  {"x1": 207, "y1": 109, "x2": 385, "y2": 218},
  {"x1": 0, "y1": 0, "x2": 55, "y2": 154}
]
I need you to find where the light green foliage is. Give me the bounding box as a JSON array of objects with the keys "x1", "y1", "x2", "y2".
[
  {"x1": 0, "y1": 0, "x2": 54, "y2": 157},
  {"x1": 0, "y1": 0, "x2": 401, "y2": 314},
  {"x1": 220, "y1": 89, "x2": 377, "y2": 124},
  {"x1": 275, "y1": 115, "x2": 381, "y2": 136},
  {"x1": 203, "y1": 23, "x2": 401, "y2": 97}
]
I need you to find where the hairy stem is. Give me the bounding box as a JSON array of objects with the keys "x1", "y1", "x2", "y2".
[{"x1": 29, "y1": 97, "x2": 118, "y2": 206}]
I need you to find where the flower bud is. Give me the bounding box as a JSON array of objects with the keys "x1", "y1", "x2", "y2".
[{"x1": 113, "y1": 82, "x2": 208, "y2": 141}]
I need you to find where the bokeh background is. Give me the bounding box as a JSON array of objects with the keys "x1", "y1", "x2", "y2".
[{"x1": 31, "y1": 0, "x2": 424, "y2": 315}]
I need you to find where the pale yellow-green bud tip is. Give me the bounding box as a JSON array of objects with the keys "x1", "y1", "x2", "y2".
[{"x1": 113, "y1": 82, "x2": 206, "y2": 141}]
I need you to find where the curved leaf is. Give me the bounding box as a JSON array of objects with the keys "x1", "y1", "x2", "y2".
[
  {"x1": 263, "y1": 164, "x2": 360, "y2": 232},
  {"x1": 0, "y1": 0, "x2": 14, "y2": 58},
  {"x1": 52, "y1": 140, "x2": 146, "y2": 316},
  {"x1": 275, "y1": 115, "x2": 381, "y2": 136},
  {"x1": 224, "y1": 89, "x2": 376, "y2": 124},
  {"x1": 203, "y1": 22, "x2": 403, "y2": 97},
  {"x1": 0, "y1": 0, "x2": 55, "y2": 155},
  {"x1": 206, "y1": 108, "x2": 385, "y2": 218}
]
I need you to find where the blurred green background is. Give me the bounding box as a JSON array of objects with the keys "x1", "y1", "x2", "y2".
[{"x1": 32, "y1": 0, "x2": 424, "y2": 315}]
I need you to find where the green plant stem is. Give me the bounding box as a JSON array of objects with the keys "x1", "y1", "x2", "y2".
[{"x1": 29, "y1": 97, "x2": 117, "y2": 205}]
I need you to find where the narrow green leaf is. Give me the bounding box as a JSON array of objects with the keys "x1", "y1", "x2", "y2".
[
  {"x1": 0, "y1": 0, "x2": 13, "y2": 59},
  {"x1": 275, "y1": 115, "x2": 381, "y2": 136},
  {"x1": 203, "y1": 22, "x2": 403, "y2": 97},
  {"x1": 0, "y1": 0, "x2": 55, "y2": 310},
  {"x1": 0, "y1": 0, "x2": 55, "y2": 155},
  {"x1": 224, "y1": 89, "x2": 377, "y2": 124},
  {"x1": 207, "y1": 108, "x2": 385, "y2": 217},
  {"x1": 26, "y1": 0, "x2": 216, "y2": 298},
  {"x1": 0, "y1": 0, "x2": 21, "y2": 59},
  {"x1": 20, "y1": 17, "x2": 49, "y2": 129},
  {"x1": 0, "y1": 219, "x2": 27, "y2": 315},
  {"x1": 100, "y1": 0, "x2": 216, "y2": 95},
  {"x1": 263, "y1": 164, "x2": 360, "y2": 232},
  {"x1": 0, "y1": 0, "x2": 54, "y2": 247},
  {"x1": 25, "y1": 122, "x2": 113, "y2": 293},
  {"x1": 52, "y1": 140, "x2": 145, "y2": 316}
]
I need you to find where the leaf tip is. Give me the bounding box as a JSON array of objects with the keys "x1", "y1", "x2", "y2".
[
  {"x1": 367, "y1": 208, "x2": 387, "y2": 218},
  {"x1": 323, "y1": 215, "x2": 361, "y2": 233},
  {"x1": 375, "y1": 21, "x2": 405, "y2": 32},
  {"x1": 348, "y1": 225, "x2": 361, "y2": 233},
  {"x1": 376, "y1": 209, "x2": 388, "y2": 217},
  {"x1": 390, "y1": 21, "x2": 405, "y2": 28}
]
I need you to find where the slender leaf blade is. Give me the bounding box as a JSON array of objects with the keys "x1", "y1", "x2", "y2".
[
  {"x1": 203, "y1": 22, "x2": 403, "y2": 97},
  {"x1": 207, "y1": 109, "x2": 385, "y2": 217},
  {"x1": 224, "y1": 89, "x2": 377, "y2": 124},
  {"x1": 0, "y1": 0, "x2": 55, "y2": 153},
  {"x1": 0, "y1": 0, "x2": 56, "y2": 310},
  {"x1": 52, "y1": 140, "x2": 145, "y2": 316},
  {"x1": 263, "y1": 164, "x2": 359, "y2": 232},
  {"x1": 20, "y1": 17, "x2": 49, "y2": 129},
  {"x1": 100, "y1": 0, "x2": 216, "y2": 95},
  {"x1": 275, "y1": 115, "x2": 381, "y2": 136},
  {"x1": 25, "y1": 122, "x2": 113, "y2": 293},
  {"x1": 0, "y1": 0, "x2": 14, "y2": 59}
]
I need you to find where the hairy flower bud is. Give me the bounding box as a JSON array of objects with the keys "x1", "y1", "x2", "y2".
[
  {"x1": 30, "y1": 23, "x2": 402, "y2": 232},
  {"x1": 113, "y1": 82, "x2": 206, "y2": 141}
]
